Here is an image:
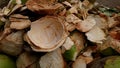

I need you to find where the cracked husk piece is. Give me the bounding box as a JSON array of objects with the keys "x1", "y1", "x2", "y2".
[
  {"x1": 26, "y1": 0, "x2": 64, "y2": 15},
  {"x1": 9, "y1": 14, "x2": 31, "y2": 30},
  {"x1": 16, "y1": 52, "x2": 39, "y2": 68},
  {"x1": 39, "y1": 48, "x2": 65, "y2": 68},
  {"x1": 0, "y1": 31, "x2": 24, "y2": 56}
]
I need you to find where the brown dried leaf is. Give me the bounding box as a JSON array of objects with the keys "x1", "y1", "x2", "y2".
[
  {"x1": 68, "y1": 5, "x2": 78, "y2": 14},
  {"x1": 109, "y1": 27, "x2": 120, "y2": 40},
  {"x1": 108, "y1": 17, "x2": 118, "y2": 28}
]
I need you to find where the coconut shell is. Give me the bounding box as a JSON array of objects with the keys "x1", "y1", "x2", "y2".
[{"x1": 27, "y1": 16, "x2": 67, "y2": 52}]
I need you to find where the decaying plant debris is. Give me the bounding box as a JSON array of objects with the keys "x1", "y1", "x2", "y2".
[
  {"x1": 26, "y1": 0, "x2": 64, "y2": 15},
  {"x1": 0, "y1": 0, "x2": 120, "y2": 68}
]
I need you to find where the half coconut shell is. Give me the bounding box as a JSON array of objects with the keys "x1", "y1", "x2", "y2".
[{"x1": 26, "y1": 16, "x2": 67, "y2": 52}]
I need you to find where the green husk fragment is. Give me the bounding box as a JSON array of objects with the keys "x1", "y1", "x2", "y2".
[
  {"x1": 63, "y1": 45, "x2": 77, "y2": 61},
  {"x1": 0, "y1": 54, "x2": 16, "y2": 68},
  {"x1": 12, "y1": 0, "x2": 16, "y2": 5},
  {"x1": 12, "y1": 0, "x2": 28, "y2": 5},
  {"x1": 0, "y1": 21, "x2": 5, "y2": 29},
  {"x1": 100, "y1": 47, "x2": 119, "y2": 56},
  {"x1": 104, "y1": 56, "x2": 120, "y2": 68},
  {"x1": 21, "y1": 0, "x2": 28, "y2": 5}
]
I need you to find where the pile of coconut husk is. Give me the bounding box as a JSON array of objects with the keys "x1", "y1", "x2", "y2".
[{"x1": 0, "y1": 0, "x2": 120, "y2": 68}]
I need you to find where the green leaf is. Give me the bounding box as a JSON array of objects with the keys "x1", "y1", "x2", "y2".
[
  {"x1": 99, "y1": 7, "x2": 120, "y2": 16},
  {"x1": 104, "y1": 57, "x2": 120, "y2": 68},
  {"x1": 63, "y1": 45, "x2": 77, "y2": 61}
]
